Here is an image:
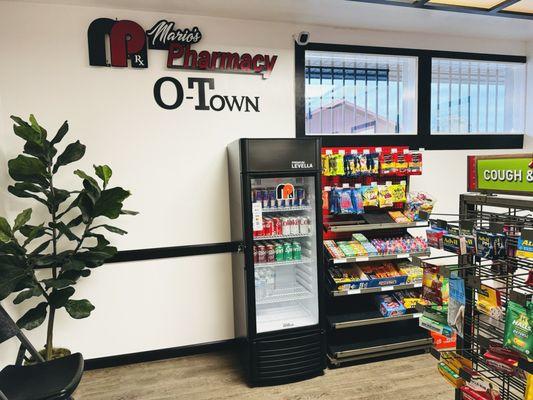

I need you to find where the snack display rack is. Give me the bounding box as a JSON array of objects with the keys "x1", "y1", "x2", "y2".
[
  {"x1": 425, "y1": 194, "x2": 532, "y2": 400},
  {"x1": 321, "y1": 146, "x2": 434, "y2": 367}
]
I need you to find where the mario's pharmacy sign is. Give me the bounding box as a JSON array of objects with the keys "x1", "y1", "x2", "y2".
[
  {"x1": 468, "y1": 154, "x2": 533, "y2": 196},
  {"x1": 87, "y1": 18, "x2": 278, "y2": 78}
]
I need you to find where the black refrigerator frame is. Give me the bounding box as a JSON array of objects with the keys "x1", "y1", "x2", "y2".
[{"x1": 227, "y1": 138, "x2": 326, "y2": 386}]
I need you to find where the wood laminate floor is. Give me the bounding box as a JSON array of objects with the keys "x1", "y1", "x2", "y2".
[{"x1": 75, "y1": 351, "x2": 455, "y2": 400}]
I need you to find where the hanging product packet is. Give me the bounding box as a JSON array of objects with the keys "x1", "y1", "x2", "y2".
[
  {"x1": 378, "y1": 185, "x2": 394, "y2": 208},
  {"x1": 395, "y1": 153, "x2": 409, "y2": 176},
  {"x1": 366, "y1": 153, "x2": 379, "y2": 175},
  {"x1": 344, "y1": 154, "x2": 358, "y2": 177},
  {"x1": 321, "y1": 154, "x2": 331, "y2": 176},
  {"x1": 503, "y1": 300, "x2": 532, "y2": 357},
  {"x1": 379, "y1": 153, "x2": 395, "y2": 175},
  {"x1": 330, "y1": 154, "x2": 345, "y2": 176},
  {"x1": 329, "y1": 188, "x2": 341, "y2": 214},
  {"x1": 361, "y1": 186, "x2": 379, "y2": 208},
  {"x1": 448, "y1": 277, "x2": 466, "y2": 338},
  {"x1": 390, "y1": 183, "x2": 407, "y2": 203}
]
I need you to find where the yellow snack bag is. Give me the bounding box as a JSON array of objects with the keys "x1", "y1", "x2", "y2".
[{"x1": 390, "y1": 184, "x2": 407, "y2": 203}]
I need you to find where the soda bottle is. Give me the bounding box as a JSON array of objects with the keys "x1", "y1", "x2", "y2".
[
  {"x1": 292, "y1": 242, "x2": 302, "y2": 260},
  {"x1": 274, "y1": 243, "x2": 284, "y2": 262},
  {"x1": 284, "y1": 242, "x2": 293, "y2": 261}
]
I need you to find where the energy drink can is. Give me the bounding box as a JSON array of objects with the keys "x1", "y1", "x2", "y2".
[
  {"x1": 290, "y1": 217, "x2": 300, "y2": 235},
  {"x1": 283, "y1": 242, "x2": 293, "y2": 261},
  {"x1": 255, "y1": 190, "x2": 262, "y2": 205},
  {"x1": 257, "y1": 245, "x2": 266, "y2": 263},
  {"x1": 268, "y1": 189, "x2": 276, "y2": 208},
  {"x1": 296, "y1": 187, "x2": 305, "y2": 206},
  {"x1": 265, "y1": 244, "x2": 275, "y2": 263},
  {"x1": 281, "y1": 217, "x2": 291, "y2": 236},
  {"x1": 292, "y1": 242, "x2": 301, "y2": 260},
  {"x1": 261, "y1": 190, "x2": 269, "y2": 208},
  {"x1": 274, "y1": 243, "x2": 284, "y2": 262}
]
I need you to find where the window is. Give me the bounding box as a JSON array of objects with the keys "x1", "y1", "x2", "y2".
[
  {"x1": 295, "y1": 43, "x2": 526, "y2": 149},
  {"x1": 431, "y1": 58, "x2": 526, "y2": 134},
  {"x1": 304, "y1": 51, "x2": 418, "y2": 135}
]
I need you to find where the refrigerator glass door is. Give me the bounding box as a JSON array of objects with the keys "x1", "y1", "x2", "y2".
[{"x1": 250, "y1": 176, "x2": 319, "y2": 334}]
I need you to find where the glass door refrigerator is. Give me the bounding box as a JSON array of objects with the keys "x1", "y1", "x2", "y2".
[{"x1": 227, "y1": 138, "x2": 325, "y2": 386}]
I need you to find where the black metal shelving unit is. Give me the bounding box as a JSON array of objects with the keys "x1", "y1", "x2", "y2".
[{"x1": 455, "y1": 193, "x2": 533, "y2": 400}]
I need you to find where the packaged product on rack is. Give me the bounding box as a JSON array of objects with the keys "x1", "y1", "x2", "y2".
[
  {"x1": 476, "y1": 231, "x2": 507, "y2": 260},
  {"x1": 394, "y1": 289, "x2": 424, "y2": 309},
  {"x1": 321, "y1": 154, "x2": 331, "y2": 176},
  {"x1": 379, "y1": 153, "x2": 396, "y2": 175},
  {"x1": 422, "y1": 264, "x2": 449, "y2": 306},
  {"x1": 503, "y1": 300, "x2": 532, "y2": 357},
  {"x1": 344, "y1": 154, "x2": 358, "y2": 177},
  {"x1": 432, "y1": 331, "x2": 456, "y2": 350},
  {"x1": 517, "y1": 235, "x2": 533, "y2": 260},
  {"x1": 409, "y1": 153, "x2": 423, "y2": 175},
  {"x1": 405, "y1": 191, "x2": 436, "y2": 221},
  {"x1": 437, "y1": 352, "x2": 472, "y2": 388},
  {"x1": 426, "y1": 227, "x2": 447, "y2": 249},
  {"x1": 378, "y1": 185, "x2": 394, "y2": 208},
  {"x1": 361, "y1": 185, "x2": 379, "y2": 207},
  {"x1": 375, "y1": 293, "x2": 406, "y2": 317},
  {"x1": 460, "y1": 375, "x2": 502, "y2": 400},
  {"x1": 328, "y1": 265, "x2": 369, "y2": 291},
  {"x1": 324, "y1": 240, "x2": 345, "y2": 259},
  {"x1": 476, "y1": 285, "x2": 504, "y2": 321},
  {"x1": 447, "y1": 277, "x2": 466, "y2": 337},
  {"x1": 329, "y1": 187, "x2": 364, "y2": 215},
  {"x1": 395, "y1": 153, "x2": 409, "y2": 175},
  {"x1": 388, "y1": 211, "x2": 411, "y2": 223},
  {"x1": 483, "y1": 343, "x2": 522, "y2": 376},
  {"x1": 330, "y1": 154, "x2": 345, "y2": 176},
  {"x1": 366, "y1": 152, "x2": 380, "y2": 175},
  {"x1": 397, "y1": 263, "x2": 424, "y2": 283},
  {"x1": 390, "y1": 183, "x2": 407, "y2": 203}
]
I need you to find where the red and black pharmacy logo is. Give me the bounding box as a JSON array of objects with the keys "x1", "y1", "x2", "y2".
[{"x1": 276, "y1": 184, "x2": 295, "y2": 200}]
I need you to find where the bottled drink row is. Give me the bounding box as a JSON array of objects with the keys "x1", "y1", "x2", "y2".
[
  {"x1": 254, "y1": 216, "x2": 312, "y2": 238},
  {"x1": 252, "y1": 187, "x2": 309, "y2": 209}
]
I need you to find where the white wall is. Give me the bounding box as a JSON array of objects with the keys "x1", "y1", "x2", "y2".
[{"x1": 0, "y1": 0, "x2": 531, "y2": 365}]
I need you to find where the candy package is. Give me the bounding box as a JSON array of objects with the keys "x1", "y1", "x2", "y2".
[
  {"x1": 322, "y1": 189, "x2": 329, "y2": 211},
  {"x1": 329, "y1": 154, "x2": 345, "y2": 176},
  {"x1": 344, "y1": 154, "x2": 359, "y2": 177},
  {"x1": 379, "y1": 153, "x2": 395, "y2": 175},
  {"x1": 409, "y1": 153, "x2": 423, "y2": 175},
  {"x1": 376, "y1": 293, "x2": 406, "y2": 317},
  {"x1": 422, "y1": 264, "x2": 449, "y2": 306},
  {"x1": 378, "y1": 185, "x2": 394, "y2": 208},
  {"x1": 405, "y1": 191, "x2": 435, "y2": 221},
  {"x1": 365, "y1": 153, "x2": 379, "y2": 175},
  {"x1": 503, "y1": 300, "x2": 532, "y2": 357},
  {"x1": 361, "y1": 186, "x2": 379, "y2": 207},
  {"x1": 389, "y1": 211, "x2": 411, "y2": 223},
  {"x1": 390, "y1": 183, "x2": 407, "y2": 203},
  {"x1": 448, "y1": 277, "x2": 466, "y2": 337},
  {"x1": 321, "y1": 154, "x2": 331, "y2": 176},
  {"x1": 395, "y1": 153, "x2": 409, "y2": 175}
]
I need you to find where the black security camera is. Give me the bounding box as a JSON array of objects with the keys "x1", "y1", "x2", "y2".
[{"x1": 294, "y1": 31, "x2": 310, "y2": 46}]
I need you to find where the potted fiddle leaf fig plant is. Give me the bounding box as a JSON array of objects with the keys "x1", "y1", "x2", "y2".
[{"x1": 0, "y1": 115, "x2": 137, "y2": 361}]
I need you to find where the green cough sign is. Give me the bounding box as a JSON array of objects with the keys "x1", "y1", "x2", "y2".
[{"x1": 469, "y1": 154, "x2": 533, "y2": 196}]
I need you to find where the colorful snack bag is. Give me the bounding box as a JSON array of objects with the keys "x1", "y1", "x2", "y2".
[
  {"x1": 330, "y1": 154, "x2": 345, "y2": 176},
  {"x1": 322, "y1": 189, "x2": 329, "y2": 211},
  {"x1": 344, "y1": 154, "x2": 358, "y2": 177},
  {"x1": 361, "y1": 186, "x2": 379, "y2": 207},
  {"x1": 379, "y1": 153, "x2": 395, "y2": 175},
  {"x1": 366, "y1": 153, "x2": 379, "y2": 175},
  {"x1": 390, "y1": 183, "x2": 407, "y2": 203},
  {"x1": 378, "y1": 185, "x2": 394, "y2": 208},
  {"x1": 409, "y1": 153, "x2": 423, "y2": 175},
  {"x1": 351, "y1": 188, "x2": 364, "y2": 214},
  {"x1": 329, "y1": 188, "x2": 340, "y2": 215},
  {"x1": 339, "y1": 188, "x2": 356, "y2": 214},
  {"x1": 395, "y1": 153, "x2": 409, "y2": 176},
  {"x1": 503, "y1": 300, "x2": 532, "y2": 357},
  {"x1": 358, "y1": 153, "x2": 369, "y2": 175},
  {"x1": 321, "y1": 154, "x2": 331, "y2": 176}
]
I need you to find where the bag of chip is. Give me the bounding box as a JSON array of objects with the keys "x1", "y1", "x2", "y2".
[
  {"x1": 362, "y1": 186, "x2": 379, "y2": 207},
  {"x1": 378, "y1": 185, "x2": 394, "y2": 208}
]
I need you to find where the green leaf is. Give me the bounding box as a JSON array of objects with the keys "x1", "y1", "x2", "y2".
[
  {"x1": 13, "y1": 286, "x2": 41, "y2": 304},
  {"x1": 51, "y1": 121, "x2": 69, "y2": 145},
  {"x1": 83, "y1": 179, "x2": 101, "y2": 204},
  {"x1": 53, "y1": 141, "x2": 86, "y2": 173},
  {"x1": 94, "y1": 165, "x2": 112, "y2": 188},
  {"x1": 0, "y1": 262, "x2": 31, "y2": 300},
  {"x1": 42, "y1": 278, "x2": 75, "y2": 290},
  {"x1": 20, "y1": 224, "x2": 46, "y2": 240},
  {"x1": 73, "y1": 170, "x2": 99, "y2": 188},
  {"x1": 49, "y1": 222, "x2": 79, "y2": 241},
  {"x1": 13, "y1": 209, "x2": 32, "y2": 231},
  {"x1": 91, "y1": 224, "x2": 127, "y2": 235},
  {"x1": 29, "y1": 114, "x2": 46, "y2": 137},
  {"x1": 65, "y1": 299, "x2": 94, "y2": 319},
  {"x1": 77, "y1": 193, "x2": 94, "y2": 224},
  {"x1": 86, "y1": 233, "x2": 110, "y2": 250},
  {"x1": 61, "y1": 259, "x2": 85, "y2": 272},
  {"x1": 0, "y1": 217, "x2": 12, "y2": 242},
  {"x1": 59, "y1": 269, "x2": 90, "y2": 282},
  {"x1": 8, "y1": 155, "x2": 49, "y2": 187},
  {"x1": 74, "y1": 248, "x2": 116, "y2": 268},
  {"x1": 8, "y1": 185, "x2": 49, "y2": 208},
  {"x1": 11, "y1": 182, "x2": 45, "y2": 194},
  {"x1": 0, "y1": 241, "x2": 27, "y2": 256},
  {"x1": 11, "y1": 115, "x2": 45, "y2": 145},
  {"x1": 49, "y1": 287, "x2": 75, "y2": 309},
  {"x1": 56, "y1": 194, "x2": 81, "y2": 219},
  {"x1": 92, "y1": 187, "x2": 131, "y2": 219},
  {"x1": 66, "y1": 215, "x2": 83, "y2": 229},
  {"x1": 121, "y1": 209, "x2": 139, "y2": 216},
  {"x1": 33, "y1": 254, "x2": 62, "y2": 267},
  {"x1": 17, "y1": 302, "x2": 48, "y2": 330},
  {"x1": 29, "y1": 239, "x2": 51, "y2": 255}
]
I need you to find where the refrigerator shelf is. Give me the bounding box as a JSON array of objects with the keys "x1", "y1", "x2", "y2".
[
  {"x1": 255, "y1": 233, "x2": 313, "y2": 241},
  {"x1": 325, "y1": 220, "x2": 428, "y2": 233},
  {"x1": 330, "y1": 282, "x2": 422, "y2": 297},
  {"x1": 261, "y1": 206, "x2": 313, "y2": 213},
  {"x1": 255, "y1": 258, "x2": 313, "y2": 268},
  {"x1": 328, "y1": 310, "x2": 422, "y2": 329},
  {"x1": 329, "y1": 250, "x2": 431, "y2": 265},
  {"x1": 256, "y1": 285, "x2": 312, "y2": 305},
  {"x1": 256, "y1": 304, "x2": 315, "y2": 333}
]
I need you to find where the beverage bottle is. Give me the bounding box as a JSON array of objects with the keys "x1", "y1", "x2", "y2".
[
  {"x1": 258, "y1": 270, "x2": 266, "y2": 300},
  {"x1": 266, "y1": 268, "x2": 275, "y2": 296}
]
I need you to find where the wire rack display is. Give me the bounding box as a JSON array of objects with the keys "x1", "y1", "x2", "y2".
[{"x1": 456, "y1": 194, "x2": 533, "y2": 400}]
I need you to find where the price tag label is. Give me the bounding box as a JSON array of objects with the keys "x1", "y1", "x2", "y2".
[
  {"x1": 391, "y1": 148, "x2": 398, "y2": 154},
  {"x1": 381, "y1": 286, "x2": 394, "y2": 291},
  {"x1": 252, "y1": 202, "x2": 263, "y2": 232},
  {"x1": 338, "y1": 150, "x2": 345, "y2": 155},
  {"x1": 357, "y1": 256, "x2": 369, "y2": 262},
  {"x1": 403, "y1": 149, "x2": 410, "y2": 154},
  {"x1": 375, "y1": 147, "x2": 382, "y2": 153},
  {"x1": 325, "y1": 149, "x2": 333, "y2": 155},
  {"x1": 397, "y1": 253, "x2": 409, "y2": 259},
  {"x1": 342, "y1": 183, "x2": 350, "y2": 188},
  {"x1": 371, "y1": 181, "x2": 378, "y2": 187},
  {"x1": 363, "y1": 149, "x2": 370, "y2": 155},
  {"x1": 351, "y1": 149, "x2": 358, "y2": 154},
  {"x1": 354, "y1": 183, "x2": 361, "y2": 188}
]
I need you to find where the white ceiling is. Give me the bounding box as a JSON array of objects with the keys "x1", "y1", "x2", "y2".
[{"x1": 10, "y1": 0, "x2": 533, "y2": 40}]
